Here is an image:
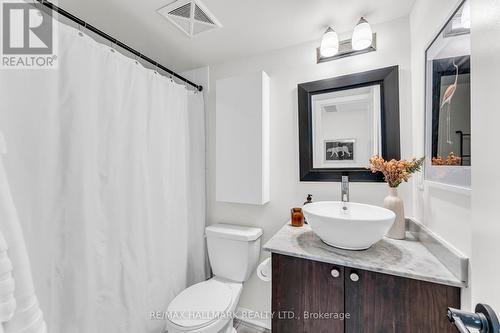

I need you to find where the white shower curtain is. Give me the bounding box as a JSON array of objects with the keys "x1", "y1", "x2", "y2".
[{"x1": 0, "y1": 20, "x2": 206, "y2": 333}]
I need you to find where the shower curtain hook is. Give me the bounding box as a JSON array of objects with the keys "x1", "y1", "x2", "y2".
[
  {"x1": 135, "y1": 53, "x2": 141, "y2": 65},
  {"x1": 39, "y1": 0, "x2": 46, "y2": 13},
  {"x1": 34, "y1": 0, "x2": 43, "y2": 16},
  {"x1": 154, "y1": 62, "x2": 159, "y2": 75},
  {"x1": 77, "y1": 23, "x2": 84, "y2": 37},
  {"x1": 110, "y1": 38, "x2": 117, "y2": 53}
]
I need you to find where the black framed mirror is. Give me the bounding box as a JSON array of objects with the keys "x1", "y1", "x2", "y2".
[{"x1": 298, "y1": 66, "x2": 401, "y2": 182}]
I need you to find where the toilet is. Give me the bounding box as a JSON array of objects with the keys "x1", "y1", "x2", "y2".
[{"x1": 165, "y1": 224, "x2": 263, "y2": 333}]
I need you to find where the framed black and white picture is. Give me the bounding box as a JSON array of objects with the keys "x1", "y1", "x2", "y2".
[{"x1": 325, "y1": 139, "x2": 355, "y2": 162}]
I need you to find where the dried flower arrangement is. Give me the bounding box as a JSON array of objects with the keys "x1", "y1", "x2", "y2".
[
  {"x1": 369, "y1": 156, "x2": 425, "y2": 188},
  {"x1": 431, "y1": 152, "x2": 461, "y2": 166}
]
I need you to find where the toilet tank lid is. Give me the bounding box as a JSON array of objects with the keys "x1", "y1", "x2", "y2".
[{"x1": 206, "y1": 224, "x2": 263, "y2": 241}]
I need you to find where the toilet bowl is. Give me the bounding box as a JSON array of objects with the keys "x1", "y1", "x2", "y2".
[
  {"x1": 165, "y1": 224, "x2": 262, "y2": 333},
  {"x1": 166, "y1": 277, "x2": 242, "y2": 333}
]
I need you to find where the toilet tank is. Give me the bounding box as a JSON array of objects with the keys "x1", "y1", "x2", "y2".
[{"x1": 206, "y1": 224, "x2": 263, "y2": 283}]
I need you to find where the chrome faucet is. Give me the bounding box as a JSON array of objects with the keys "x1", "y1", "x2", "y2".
[{"x1": 341, "y1": 176, "x2": 349, "y2": 210}]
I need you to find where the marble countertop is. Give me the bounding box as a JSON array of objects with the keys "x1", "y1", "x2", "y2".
[{"x1": 263, "y1": 223, "x2": 465, "y2": 288}]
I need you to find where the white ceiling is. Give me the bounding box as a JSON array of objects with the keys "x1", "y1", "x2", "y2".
[{"x1": 58, "y1": 0, "x2": 416, "y2": 72}]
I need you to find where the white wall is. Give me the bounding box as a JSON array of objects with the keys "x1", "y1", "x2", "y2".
[
  {"x1": 409, "y1": 0, "x2": 472, "y2": 309},
  {"x1": 470, "y1": 0, "x2": 500, "y2": 312},
  {"x1": 205, "y1": 17, "x2": 412, "y2": 326}
]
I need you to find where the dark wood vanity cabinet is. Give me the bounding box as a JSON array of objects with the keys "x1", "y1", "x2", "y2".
[
  {"x1": 272, "y1": 253, "x2": 461, "y2": 333},
  {"x1": 272, "y1": 253, "x2": 345, "y2": 332}
]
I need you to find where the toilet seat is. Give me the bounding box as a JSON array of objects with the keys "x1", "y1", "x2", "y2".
[{"x1": 167, "y1": 279, "x2": 233, "y2": 331}]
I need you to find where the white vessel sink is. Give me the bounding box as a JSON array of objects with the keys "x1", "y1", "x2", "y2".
[{"x1": 302, "y1": 201, "x2": 396, "y2": 250}]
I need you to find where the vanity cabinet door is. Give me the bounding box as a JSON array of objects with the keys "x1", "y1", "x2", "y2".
[
  {"x1": 272, "y1": 254, "x2": 345, "y2": 333},
  {"x1": 344, "y1": 267, "x2": 460, "y2": 333}
]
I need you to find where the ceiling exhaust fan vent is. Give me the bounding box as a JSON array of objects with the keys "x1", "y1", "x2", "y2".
[
  {"x1": 157, "y1": 0, "x2": 222, "y2": 37},
  {"x1": 168, "y1": 3, "x2": 191, "y2": 18},
  {"x1": 194, "y1": 4, "x2": 214, "y2": 25},
  {"x1": 322, "y1": 105, "x2": 339, "y2": 113}
]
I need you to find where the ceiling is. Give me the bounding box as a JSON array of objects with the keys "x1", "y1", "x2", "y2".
[{"x1": 58, "y1": 0, "x2": 416, "y2": 72}]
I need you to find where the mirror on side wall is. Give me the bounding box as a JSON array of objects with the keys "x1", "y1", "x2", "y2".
[{"x1": 425, "y1": 0, "x2": 471, "y2": 188}]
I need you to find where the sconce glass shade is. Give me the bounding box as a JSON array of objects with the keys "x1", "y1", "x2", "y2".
[
  {"x1": 461, "y1": 1, "x2": 471, "y2": 29},
  {"x1": 320, "y1": 27, "x2": 339, "y2": 57},
  {"x1": 352, "y1": 17, "x2": 373, "y2": 51}
]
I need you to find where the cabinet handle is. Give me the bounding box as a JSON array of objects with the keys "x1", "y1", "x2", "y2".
[
  {"x1": 330, "y1": 268, "x2": 340, "y2": 278},
  {"x1": 349, "y1": 272, "x2": 360, "y2": 282}
]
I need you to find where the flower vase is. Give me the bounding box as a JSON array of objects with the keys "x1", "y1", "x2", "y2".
[{"x1": 384, "y1": 187, "x2": 405, "y2": 240}]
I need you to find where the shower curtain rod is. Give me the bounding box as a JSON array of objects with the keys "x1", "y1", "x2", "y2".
[{"x1": 35, "y1": 0, "x2": 203, "y2": 92}]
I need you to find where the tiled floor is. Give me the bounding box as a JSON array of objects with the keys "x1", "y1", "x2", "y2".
[{"x1": 234, "y1": 320, "x2": 270, "y2": 333}]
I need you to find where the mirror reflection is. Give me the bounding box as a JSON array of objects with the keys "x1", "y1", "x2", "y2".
[
  {"x1": 426, "y1": 1, "x2": 471, "y2": 167},
  {"x1": 311, "y1": 84, "x2": 382, "y2": 169}
]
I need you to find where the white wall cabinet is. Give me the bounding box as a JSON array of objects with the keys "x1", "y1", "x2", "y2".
[{"x1": 215, "y1": 71, "x2": 270, "y2": 205}]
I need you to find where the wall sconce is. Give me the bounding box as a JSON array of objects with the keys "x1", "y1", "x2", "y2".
[
  {"x1": 352, "y1": 17, "x2": 373, "y2": 50},
  {"x1": 317, "y1": 17, "x2": 377, "y2": 63},
  {"x1": 319, "y1": 27, "x2": 339, "y2": 58}
]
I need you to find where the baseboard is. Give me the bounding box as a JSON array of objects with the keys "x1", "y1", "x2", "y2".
[{"x1": 235, "y1": 307, "x2": 271, "y2": 331}]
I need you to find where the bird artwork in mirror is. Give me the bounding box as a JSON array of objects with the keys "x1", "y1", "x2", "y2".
[
  {"x1": 441, "y1": 60, "x2": 460, "y2": 145},
  {"x1": 425, "y1": 0, "x2": 471, "y2": 188}
]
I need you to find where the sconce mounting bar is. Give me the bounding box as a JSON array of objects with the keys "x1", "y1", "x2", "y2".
[{"x1": 317, "y1": 33, "x2": 377, "y2": 63}]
